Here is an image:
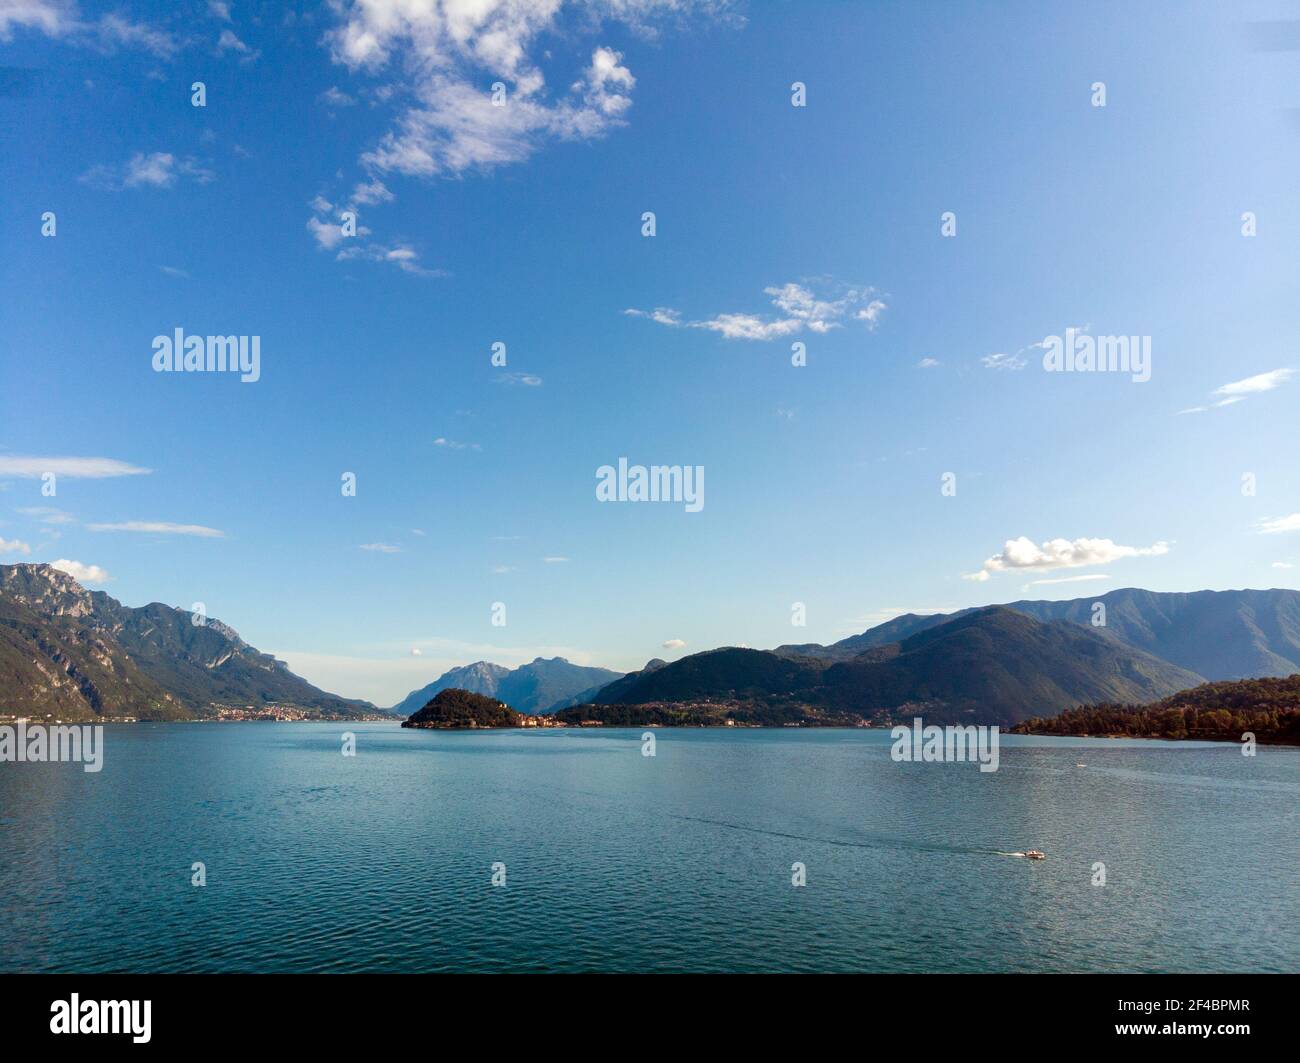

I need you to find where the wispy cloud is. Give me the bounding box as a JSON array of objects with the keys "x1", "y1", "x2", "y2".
[
  {"x1": 0, "y1": 537, "x2": 32, "y2": 555},
  {"x1": 626, "y1": 280, "x2": 886, "y2": 341},
  {"x1": 1180, "y1": 368, "x2": 1293, "y2": 413},
  {"x1": 337, "y1": 240, "x2": 445, "y2": 277},
  {"x1": 81, "y1": 152, "x2": 214, "y2": 191},
  {"x1": 17, "y1": 507, "x2": 75, "y2": 525},
  {"x1": 216, "y1": 27, "x2": 257, "y2": 61},
  {"x1": 964, "y1": 536, "x2": 1168, "y2": 581},
  {"x1": 0, "y1": 456, "x2": 150, "y2": 479},
  {"x1": 1258, "y1": 513, "x2": 1300, "y2": 534},
  {"x1": 1021, "y1": 573, "x2": 1113, "y2": 589},
  {"x1": 337, "y1": 17, "x2": 641, "y2": 180},
  {"x1": 306, "y1": 192, "x2": 442, "y2": 276},
  {"x1": 542, "y1": 556, "x2": 569, "y2": 563},
  {"x1": 359, "y1": 542, "x2": 402, "y2": 553},
  {"x1": 981, "y1": 351, "x2": 1027, "y2": 371},
  {"x1": 320, "y1": 85, "x2": 357, "y2": 108},
  {"x1": 308, "y1": 3, "x2": 731, "y2": 278},
  {"x1": 1216, "y1": 368, "x2": 1294, "y2": 396},
  {"x1": 434, "y1": 437, "x2": 481, "y2": 451},
  {"x1": 1, "y1": 4, "x2": 180, "y2": 58},
  {"x1": 88, "y1": 521, "x2": 224, "y2": 538},
  {"x1": 494, "y1": 371, "x2": 543, "y2": 387}
]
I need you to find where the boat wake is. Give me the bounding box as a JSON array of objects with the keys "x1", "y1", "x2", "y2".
[{"x1": 666, "y1": 813, "x2": 1046, "y2": 860}]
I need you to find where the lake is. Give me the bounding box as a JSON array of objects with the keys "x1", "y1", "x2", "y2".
[{"x1": 0, "y1": 723, "x2": 1295, "y2": 972}]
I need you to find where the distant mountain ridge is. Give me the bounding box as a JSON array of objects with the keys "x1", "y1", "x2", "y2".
[
  {"x1": 0, "y1": 563, "x2": 376, "y2": 721},
  {"x1": 775, "y1": 587, "x2": 1300, "y2": 681},
  {"x1": 391, "y1": 657, "x2": 623, "y2": 716},
  {"x1": 7, "y1": 565, "x2": 1296, "y2": 728},
  {"x1": 594, "y1": 607, "x2": 1203, "y2": 725}
]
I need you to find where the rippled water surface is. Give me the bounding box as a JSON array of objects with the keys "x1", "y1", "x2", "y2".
[{"x1": 0, "y1": 724, "x2": 1295, "y2": 972}]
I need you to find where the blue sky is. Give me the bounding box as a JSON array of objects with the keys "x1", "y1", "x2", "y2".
[{"x1": 2, "y1": 0, "x2": 1299, "y2": 706}]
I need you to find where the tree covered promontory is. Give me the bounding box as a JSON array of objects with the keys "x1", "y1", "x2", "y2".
[
  {"x1": 1011, "y1": 675, "x2": 1300, "y2": 744},
  {"x1": 402, "y1": 688, "x2": 520, "y2": 729}
]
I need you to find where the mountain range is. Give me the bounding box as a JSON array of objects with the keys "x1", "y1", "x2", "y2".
[
  {"x1": 0, "y1": 563, "x2": 376, "y2": 721},
  {"x1": 572, "y1": 588, "x2": 1300, "y2": 726},
  {"x1": 390, "y1": 657, "x2": 624, "y2": 716},
  {"x1": 776, "y1": 587, "x2": 1300, "y2": 679},
  {"x1": 4, "y1": 561, "x2": 1298, "y2": 728}
]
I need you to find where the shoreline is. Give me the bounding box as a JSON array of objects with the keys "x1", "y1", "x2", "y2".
[{"x1": 6, "y1": 718, "x2": 1297, "y2": 745}]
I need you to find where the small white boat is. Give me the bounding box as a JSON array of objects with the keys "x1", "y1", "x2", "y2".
[{"x1": 1023, "y1": 849, "x2": 1046, "y2": 860}]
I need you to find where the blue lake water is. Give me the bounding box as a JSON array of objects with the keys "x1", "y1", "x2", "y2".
[{"x1": 0, "y1": 723, "x2": 1295, "y2": 972}]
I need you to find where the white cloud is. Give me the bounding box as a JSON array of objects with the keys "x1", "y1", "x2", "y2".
[
  {"x1": 0, "y1": 0, "x2": 67, "y2": 38},
  {"x1": 306, "y1": 214, "x2": 353, "y2": 251},
  {"x1": 17, "y1": 506, "x2": 75, "y2": 524},
  {"x1": 1273, "y1": 561, "x2": 1294, "y2": 569},
  {"x1": 216, "y1": 28, "x2": 258, "y2": 60},
  {"x1": 81, "y1": 152, "x2": 214, "y2": 191},
  {"x1": 410, "y1": 646, "x2": 423, "y2": 656},
  {"x1": 328, "y1": 0, "x2": 658, "y2": 180},
  {"x1": 207, "y1": 1, "x2": 230, "y2": 21},
  {"x1": 335, "y1": 238, "x2": 444, "y2": 276},
  {"x1": 981, "y1": 351, "x2": 1027, "y2": 371},
  {"x1": 1182, "y1": 368, "x2": 1293, "y2": 413},
  {"x1": 160, "y1": 265, "x2": 190, "y2": 278},
  {"x1": 350, "y1": 178, "x2": 392, "y2": 205},
  {"x1": 662, "y1": 638, "x2": 686, "y2": 649},
  {"x1": 216, "y1": 28, "x2": 245, "y2": 52},
  {"x1": 1021, "y1": 573, "x2": 1113, "y2": 589},
  {"x1": 542, "y1": 556, "x2": 569, "y2": 563},
  {"x1": 311, "y1": 4, "x2": 730, "y2": 275},
  {"x1": 92, "y1": 13, "x2": 177, "y2": 56},
  {"x1": 359, "y1": 542, "x2": 402, "y2": 553},
  {"x1": 320, "y1": 85, "x2": 357, "y2": 107},
  {"x1": 623, "y1": 307, "x2": 681, "y2": 326},
  {"x1": 1214, "y1": 368, "x2": 1294, "y2": 397},
  {"x1": 626, "y1": 280, "x2": 886, "y2": 342},
  {"x1": 309, "y1": 198, "x2": 441, "y2": 274},
  {"x1": 1258, "y1": 513, "x2": 1300, "y2": 535},
  {"x1": 0, "y1": 3, "x2": 178, "y2": 56},
  {"x1": 582, "y1": 45, "x2": 636, "y2": 118},
  {"x1": 964, "y1": 536, "x2": 1169, "y2": 581},
  {"x1": 855, "y1": 300, "x2": 888, "y2": 328},
  {"x1": 0, "y1": 537, "x2": 32, "y2": 555},
  {"x1": 916, "y1": 357, "x2": 940, "y2": 369},
  {"x1": 88, "y1": 521, "x2": 224, "y2": 538},
  {"x1": 494, "y1": 371, "x2": 543, "y2": 386},
  {"x1": 50, "y1": 559, "x2": 110, "y2": 583},
  {"x1": 0, "y1": 455, "x2": 150, "y2": 479},
  {"x1": 433, "y1": 437, "x2": 481, "y2": 451}
]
